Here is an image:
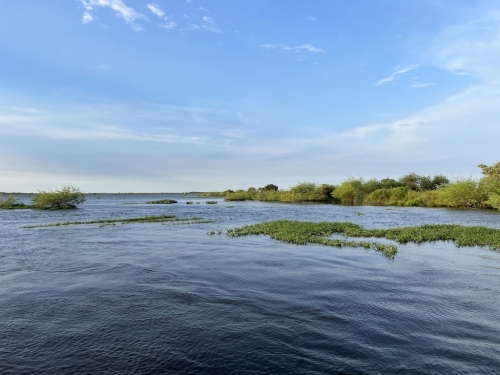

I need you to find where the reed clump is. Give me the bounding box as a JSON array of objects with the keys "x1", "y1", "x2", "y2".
[
  {"x1": 23, "y1": 214, "x2": 212, "y2": 229},
  {"x1": 222, "y1": 220, "x2": 500, "y2": 259}
]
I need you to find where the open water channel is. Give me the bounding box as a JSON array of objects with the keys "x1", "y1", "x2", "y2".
[{"x1": 1, "y1": 194, "x2": 500, "y2": 374}]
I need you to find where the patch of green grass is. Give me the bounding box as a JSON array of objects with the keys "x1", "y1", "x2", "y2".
[
  {"x1": 146, "y1": 199, "x2": 178, "y2": 204},
  {"x1": 220, "y1": 220, "x2": 500, "y2": 259},
  {"x1": 23, "y1": 214, "x2": 212, "y2": 229}
]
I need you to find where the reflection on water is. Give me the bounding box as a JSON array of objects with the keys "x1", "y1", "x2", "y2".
[{"x1": 1, "y1": 195, "x2": 500, "y2": 374}]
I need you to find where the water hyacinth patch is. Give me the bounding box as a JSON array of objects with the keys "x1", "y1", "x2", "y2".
[
  {"x1": 146, "y1": 199, "x2": 178, "y2": 204},
  {"x1": 221, "y1": 220, "x2": 500, "y2": 259}
]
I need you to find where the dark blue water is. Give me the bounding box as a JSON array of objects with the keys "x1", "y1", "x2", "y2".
[{"x1": 1, "y1": 195, "x2": 500, "y2": 374}]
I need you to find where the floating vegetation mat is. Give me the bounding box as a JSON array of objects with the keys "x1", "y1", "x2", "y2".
[
  {"x1": 23, "y1": 215, "x2": 212, "y2": 229},
  {"x1": 146, "y1": 199, "x2": 178, "y2": 204},
  {"x1": 206, "y1": 201, "x2": 218, "y2": 204},
  {"x1": 215, "y1": 220, "x2": 500, "y2": 259}
]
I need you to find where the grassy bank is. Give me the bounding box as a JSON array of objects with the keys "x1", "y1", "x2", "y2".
[{"x1": 220, "y1": 220, "x2": 500, "y2": 259}]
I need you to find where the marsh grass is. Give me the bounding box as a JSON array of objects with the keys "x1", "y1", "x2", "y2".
[
  {"x1": 221, "y1": 220, "x2": 500, "y2": 259},
  {"x1": 23, "y1": 214, "x2": 212, "y2": 229},
  {"x1": 146, "y1": 199, "x2": 178, "y2": 204}
]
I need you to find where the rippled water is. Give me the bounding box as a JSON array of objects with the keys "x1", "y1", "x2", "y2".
[{"x1": 1, "y1": 194, "x2": 500, "y2": 374}]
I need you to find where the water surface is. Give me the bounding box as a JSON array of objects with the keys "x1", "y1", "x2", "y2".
[{"x1": 1, "y1": 195, "x2": 500, "y2": 374}]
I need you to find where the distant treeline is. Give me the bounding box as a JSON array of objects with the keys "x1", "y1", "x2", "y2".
[{"x1": 203, "y1": 162, "x2": 500, "y2": 210}]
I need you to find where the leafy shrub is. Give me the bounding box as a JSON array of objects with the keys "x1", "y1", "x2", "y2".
[
  {"x1": 225, "y1": 190, "x2": 252, "y2": 201},
  {"x1": 479, "y1": 162, "x2": 500, "y2": 210},
  {"x1": 436, "y1": 178, "x2": 489, "y2": 208},
  {"x1": 0, "y1": 195, "x2": 30, "y2": 209},
  {"x1": 32, "y1": 185, "x2": 85, "y2": 210},
  {"x1": 260, "y1": 184, "x2": 279, "y2": 192},
  {"x1": 361, "y1": 178, "x2": 383, "y2": 194},
  {"x1": 332, "y1": 178, "x2": 365, "y2": 205}
]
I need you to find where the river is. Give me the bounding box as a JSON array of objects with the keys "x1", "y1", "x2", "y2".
[{"x1": 1, "y1": 194, "x2": 500, "y2": 374}]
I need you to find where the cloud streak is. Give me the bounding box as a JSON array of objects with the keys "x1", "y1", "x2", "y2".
[
  {"x1": 146, "y1": 3, "x2": 165, "y2": 18},
  {"x1": 260, "y1": 44, "x2": 327, "y2": 53},
  {"x1": 376, "y1": 64, "x2": 418, "y2": 85},
  {"x1": 80, "y1": 0, "x2": 147, "y2": 30}
]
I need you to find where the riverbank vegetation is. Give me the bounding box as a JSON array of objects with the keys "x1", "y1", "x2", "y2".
[
  {"x1": 219, "y1": 220, "x2": 500, "y2": 259},
  {"x1": 204, "y1": 162, "x2": 500, "y2": 210}
]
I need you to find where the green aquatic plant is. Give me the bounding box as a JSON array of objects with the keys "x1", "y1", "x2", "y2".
[
  {"x1": 186, "y1": 201, "x2": 194, "y2": 204},
  {"x1": 206, "y1": 201, "x2": 218, "y2": 204},
  {"x1": 146, "y1": 199, "x2": 178, "y2": 204},
  {"x1": 22, "y1": 214, "x2": 212, "y2": 229},
  {"x1": 221, "y1": 220, "x2": 500, "y2": 259}
]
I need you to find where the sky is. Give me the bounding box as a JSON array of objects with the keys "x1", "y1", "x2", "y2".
[{"x1": 1, "y1": 0, "x2": 499, "y2": 192}]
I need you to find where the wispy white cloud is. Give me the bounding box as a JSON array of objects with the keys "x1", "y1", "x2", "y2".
[
  {"x1": 146, "y1": 3, "x2": 165, "y2": 18},
  {"x1": 182, "y1": 15, "x2": 221, "y2": 33},
  {"x1": 201, "y1": 17, "x2": 221, "y2": 33},
  {"x1": 80, "y1": 0, "x2": 147, "y2": 30},
  {"x1": 160, "y1": 21, "x2": 177, "y2": 30},
  {"x1": 376, "y1": 64, "x2": 418, "y2": 85},
  {"x1": 427, "y1": 10, "x2": 500, "y2": 83},
  {"x1": 82, "y1": 12, "x2": 93, "y2": 23},
  {"x1": 408, "y1": 82, "x2": 434, "y2": 89},
  {"x1": 260, "y1": 44, "x2": 326, "y2": 53}
]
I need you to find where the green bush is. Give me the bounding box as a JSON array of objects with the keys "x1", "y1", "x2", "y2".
[
  {"x1": 260, "y1": 184, "x2": 279, "y2": 192},
  {"x1": 32, "y1": 185, "x2": 85, "y2": 210},
  {"x1": 479, "y1": 163, "x2": 500, "y2": 210},
  {"x1": 225, "y1": 190, "x2": 252, "y2": 201},
  {"x1": 332, "y1": 178, "x2": 365, "y2": 205},
  {"x1": 436, "y1": 178, "x2": 488, "y2": 208},
  {"x1": 0, "y1": 195, "x2": 31, "y2": 209}
]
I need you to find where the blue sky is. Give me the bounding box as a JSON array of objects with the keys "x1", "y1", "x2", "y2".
[{"x1": 1, "y1": 0, "x2": 499, "y2": 192}]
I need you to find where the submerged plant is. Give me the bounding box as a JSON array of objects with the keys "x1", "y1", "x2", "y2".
[{"x1": 23, "y1": 214, "x2": 212, "y2": 229}]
